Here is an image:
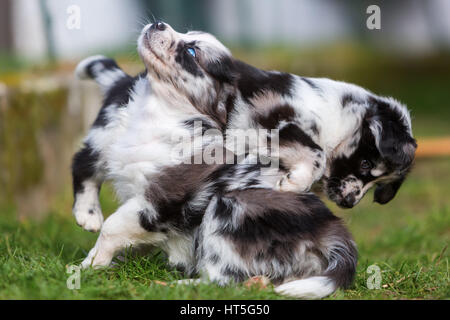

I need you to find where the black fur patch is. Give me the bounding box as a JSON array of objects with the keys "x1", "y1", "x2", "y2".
[
  {"x1": 373, "y1": 177, "x2": 405, "y2": 204},
  {"x1": 255, "y1": 104, "x2": 296, "y2": 129},
  {"x1": 144, "y1": 164, "x2": 217, "y2": 231},
  {"x1": 234, "y1": 60, "x2": 293, "y2": 102},
  {"x1": 156, "y1": 189, "x2": 198, "y2": 230},
  {"x1": 213, "y1": 196, "x2": 235, "y2": 221},
  {"x1": 85, "y1": 58, "x2": 119, "y2": 79},
  {"x1": 279, "y1": 123, "x2": 322, "y2": 150},
  {"x1": 341, "y1": 93, "x2": 364, "y2": 108},
  {"x1": 175, "y1": 42, "x2": 204, "y2": 77},
  {"x1": 71, "y1": 143, "x2": 99, "y2": 196},
  {"x1": 367, "y1": 96, "x2": 416, "y2": 170},
  {"x1": 205, "y1": 56, "x2": 237, "y2": 84},
  {"x1": 93, "y1": 72, "x2": 144, "y2": 127},
  {"x1": 225, "y1": 94, "x2": 236, "y2": 114},
  {"x1": 138, "y1": 209, "x2": 158, "y2": 232}
]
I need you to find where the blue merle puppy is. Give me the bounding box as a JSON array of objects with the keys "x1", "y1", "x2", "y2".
[{"x1": 133, "y1": 22, "x2": 417, "y2": 208}]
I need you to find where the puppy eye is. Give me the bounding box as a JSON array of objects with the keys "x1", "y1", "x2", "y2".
[
  {"x1": 187, "y1": 47, "x2": 196, "y2": 58},
  {"x1": 360, "y1": 160, "x2": 372, "y2": 170}
]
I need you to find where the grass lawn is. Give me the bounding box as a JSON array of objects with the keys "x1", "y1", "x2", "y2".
[{"x1": 0, "y1": 157, "x2": 449, "y2": 300}]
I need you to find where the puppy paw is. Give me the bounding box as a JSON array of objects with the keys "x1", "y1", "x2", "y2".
[
  {"x1": 80, "y1": 247, "x2": 97, "y2": 269},
  {"x1": 73, "y1": 204, "x2": 104, "y2": 232},
  {"x1": 275, "y1": 172, "x2": 311, "y2": 193},
  {"x1": 81, "y1": 245, "x2": 113, "y2": 269},
  {"x1": 244, "y1": 276, "x2": 271, "y2": 289}
]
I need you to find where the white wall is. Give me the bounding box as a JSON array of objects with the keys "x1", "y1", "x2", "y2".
[
  {"x1": 12, "y1": 0, "x2": 48, "y2": 60},
  {"x1": 209, "y1": 0, "x2": 450, "y2": 51},
  {"x1": 209, "y1": 0, "x2": 352, "y2": 45},
  {"x1": 12, "y1": 0, "x2": 142, "y2": 60},
  {"x1": 10, "y1": 0, "x2": 450, "y2": 60}
]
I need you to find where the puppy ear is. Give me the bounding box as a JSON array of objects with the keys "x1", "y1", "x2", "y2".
[
  {"x1": 205, "y1": 56, "x2": 237, "y2": 83},
  {"x1": 378, "y1": 129, "x2": 417, "y2": 170},
  {"x1": 373, "y1": 178, "x2": 404, "y2": 204},
  {"x1": 367, "y1": 97, "x2": 417, "y2": 170}
]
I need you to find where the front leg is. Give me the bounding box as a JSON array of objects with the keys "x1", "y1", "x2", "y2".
[
  {"x1": 275, "y1": 123, "x2": 326, "y2": 193},
  {"x1": 72, "y1": 144, "x2": 104, "y2": 232},
  {"x1": 81, "y1": 198, "x2": 166, "y2": 268},
  {"x1": 276, "y1": 152, "x2": 326, "y2": 192}
]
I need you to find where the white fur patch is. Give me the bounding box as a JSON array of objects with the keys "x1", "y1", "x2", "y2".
[
  {"x1": 75, "y1": 55, "x2": 108, "y2": 79},
  {"x1": 73, "y1": 180, "x2": 103, "y2": 232},
  {"x1": 75, "y1": 55, "x2": 126, "y2": 92},
  {"x1": 275, "y1": 276, "x2": 336, "y2": 299},
  {"x1": 81, "y1": 198, "x2": 166, "y2": 268}
]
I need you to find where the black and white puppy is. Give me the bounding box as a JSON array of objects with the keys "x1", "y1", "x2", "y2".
[
  {"x1": 73, "y1": 23, "x2": 357, "y2": 299},
  {"x1": 134, "y1": 22, "x2": 417, "y2": 209}
]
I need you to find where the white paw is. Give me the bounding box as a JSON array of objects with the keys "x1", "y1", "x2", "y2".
[
  {"x1": 276, "y1": 172, "x2": 311, "y2": 193},
  {"x1": 174, "y1": 279, "x2": 205, "y2": 285},
  {"x1": 73, "y1": 204, "x2": 103, "y2": 232},
  {"x1": 81, "y1": 246, "x2": 97, "y2": 269},
  {"x1": 80, "y1": 244, "x2": 113, "y2": 269}
]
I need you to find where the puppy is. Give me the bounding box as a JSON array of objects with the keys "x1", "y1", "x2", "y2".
[{"x1": 74, "y1": 23, "x2": 358, "y2": 299}]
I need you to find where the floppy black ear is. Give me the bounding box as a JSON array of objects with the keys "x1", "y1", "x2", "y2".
[
  {"x1": 205, "y1": 56, "x2": 237, "y2": 84},
  {"x1": 378, "y1": 129, "x2": 417, "y2": 170},
  {"x1": 367, "y1": 97, "x2": 417, "y2": 170},
  {"x1": 373, "y1": 178, "x2": 404, "y2": 204}
]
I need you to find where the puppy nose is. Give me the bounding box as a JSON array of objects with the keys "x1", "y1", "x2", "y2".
[
  {"x1": 154, "y1": 21, "x2": 166, "y2": 31},
  {"x1": 343, "y1": 194, "x2": 355, "y2": 208}
]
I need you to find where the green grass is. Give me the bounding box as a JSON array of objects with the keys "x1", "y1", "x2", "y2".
[{"x1": 0, "y1": 157, "x2": 449, "y2": 299}]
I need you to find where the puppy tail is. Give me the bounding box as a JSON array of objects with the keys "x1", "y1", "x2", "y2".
[
  {"x1": 274, "y1": 276, "x2": 336, "y2": 299},
  {"x1": 275, "y1": 224, "x2": 357, "y2": 299},
  {"x1": 75, "y1": 55, "x2": 128, "y2": 92}
]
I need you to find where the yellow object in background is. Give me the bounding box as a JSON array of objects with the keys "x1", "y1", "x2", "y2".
[{"x1": 416, "y1": 137, "x2": 450, "y2": 157}]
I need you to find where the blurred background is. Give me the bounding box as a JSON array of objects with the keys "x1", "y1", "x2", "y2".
[{"x1": 0, "y1": 0, "x2": 449, "y2": 223}]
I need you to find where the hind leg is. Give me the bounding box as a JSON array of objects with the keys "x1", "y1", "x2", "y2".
[
  {"x1": 195, "y1": 197, "x2": 250, "y2": 285},
  {"x1": 72, "y1": 145, "x2": 104, "y2": 232},
  {"x1": 81, "y1": 198, "x2": 166, "y2": 268},
  {"x1": 73, "y1": 178, "x2": 104, "y2": 232}
]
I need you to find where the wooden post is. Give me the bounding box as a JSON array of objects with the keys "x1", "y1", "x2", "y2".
[{"x1": 0, "y1": 0, "x2": 13, "y2": 51}]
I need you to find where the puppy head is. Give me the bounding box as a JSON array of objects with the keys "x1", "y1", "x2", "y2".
[
  {"x1": 325, "y1": 96, "x2": 416, "y2": 208},
  {"x1": 137, "y1": 22, "x2": 234, "y2": 111}
]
